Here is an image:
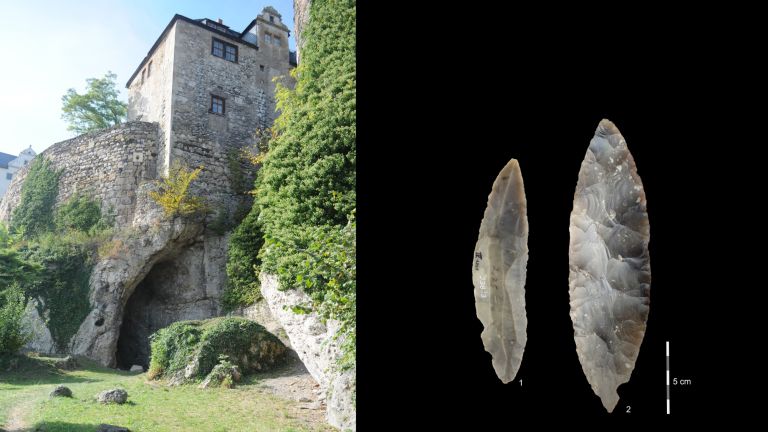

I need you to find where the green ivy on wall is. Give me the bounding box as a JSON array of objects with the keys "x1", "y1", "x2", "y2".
[
  {"x1": 11, "y1": 158, "x2": 62, "y2": 236},
  {"x1": 6, "y1": 157, "x2": 113, "y2": 351},
  {"x1": 238, "y1": 0, "x2": 357, "y2": 369}
]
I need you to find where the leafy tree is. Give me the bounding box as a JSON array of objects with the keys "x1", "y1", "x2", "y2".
[
  {"x1": 61, "y1": 71, "x2": 127, "y2": 134},
  {"x1": 1, "y1": 226, "x2": 38, "y2": 355},
  {"x1": 0, "y1": 248, "x2": 41, "y2": 286},
  {"x1": 149, "y1": 162, "x2": 207, "y2": 218},
  {"x1": 0, "y1": 284, "x2": 29, "y2": 355}
]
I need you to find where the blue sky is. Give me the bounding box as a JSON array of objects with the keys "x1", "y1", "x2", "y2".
[{"x1": 0, "y1": 0, "x2": 295, "y2": 157}]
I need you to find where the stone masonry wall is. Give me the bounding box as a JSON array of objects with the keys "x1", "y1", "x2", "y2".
[
  {"x1": 168, "y1": 18, "x2": 293, "y2": 220},
  {"x1": 127, "y1": 25, "x2": 177, "y2": 177},
  {"x1": 0, "y1": 122, "x2": 160, "y2": 226}
]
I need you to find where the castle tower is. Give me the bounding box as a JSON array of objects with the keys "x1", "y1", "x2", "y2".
[{"x1": 126, "y1": 6, "x2": 296, "y2": 211}]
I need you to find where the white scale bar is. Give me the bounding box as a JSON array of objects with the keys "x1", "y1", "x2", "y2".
[{"x1": 666, "y1": 341, "x2": 670, "y2": 414}]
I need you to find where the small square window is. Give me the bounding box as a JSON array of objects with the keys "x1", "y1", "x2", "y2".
[
  {"x1": 265, "y1": 33, "x2": 272, "y2": 44},
  {"x1": 260, "y1": 65, "x2": 265, "y2": 71},
  {"x1": 269, "y1": 15, "x2": 275, "y2": 23},
  {"x1": 5, "y1": 173, "x2": 12, "y2": 180},
  {"x1": 273, "y1": 36, "x2": 281, "y2": 46},
  {"x1": 210, "y1": 95, "x2": 225, "y2": 115}
]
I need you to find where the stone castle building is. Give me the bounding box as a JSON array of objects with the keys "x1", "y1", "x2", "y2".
[
  {"x1": 0, "y1": 146, "x2": 36, "y2": 198},
  {"x1": 128, "y1": 6, "x2": 294, "y2": 172},
  {"x1": 127, "y1": 6, "x2": 295, "y2": 213},
  {"x1": 0, "y1": 5, "x2": 296, "y2": 370},
  {"x1": 0, "y1": 2, "x2": 354, "y2": 429}
]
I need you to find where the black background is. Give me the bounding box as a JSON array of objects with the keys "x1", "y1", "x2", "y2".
[{"x1": 358, "y1": 4, "x2": 759, "y2": 426}]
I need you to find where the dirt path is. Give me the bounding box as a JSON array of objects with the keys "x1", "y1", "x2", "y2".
[
  {"x1": 253, "y1": 351, "x2": 328, "y2": 426},
  {"x1": 4, "y1": 397, "x2": 31, "y2": 432}
]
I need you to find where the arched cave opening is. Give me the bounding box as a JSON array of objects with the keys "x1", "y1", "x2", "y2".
[
  {"x1": 115, "y1": 243, "x2": 217, "y2": 370},
  {"x1": 116, "y1": 261, "x2": 174, "y2": 370},
  {"x1": 116, "y1": 260, "x2": 186, "y2": 370}
]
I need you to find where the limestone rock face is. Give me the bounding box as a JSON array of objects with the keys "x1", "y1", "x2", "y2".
[
  {"x1": 260, "y1": 273, "x2": 355, "y2": 431},
  {"x1": 236, "y1": 300, "x2": 288, "y2": 347},
  {"x1": 569, "y1": 119, "x2": 651, "y2": 412},
  {"x1": 20, "y1": 298, "x2": 56, "y2": 355},
  {"x1": 0, "y1": 123, "x2": 233, "y2": 368},
  {"x1": 472, "y1": 159, "x2": 528, "y2": 383},
  {"x1": 68, "y1": 194, "x2": 204, "y2": 367}
]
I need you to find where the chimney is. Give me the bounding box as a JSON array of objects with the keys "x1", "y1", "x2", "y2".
[{"x1": 217, "y1": 18, "x2": 223, "y2": 24}]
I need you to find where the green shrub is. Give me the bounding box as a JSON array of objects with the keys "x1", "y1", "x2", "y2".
[
  {"x1": 222, "y1": 209, "x2": 264, "y2": 311},
  {"x1": 149, "y1": 162, "x2": 207, "y2": 218},
  {"x1": 19, "y1": 232, "x2": 94, "y2": 350},
  {"x1": 55, "y1": 194, "x2": 104, "y2": 233},
  {"x1": 147, "y1": 320, "x2": 204, "y2": 379},
  {"x1": 1, "y1": 224, "x2": 42, "y2": 287},
  {"x1": 251, "y1": 0, "x2": 356, "y2": 368},
  {"x1": 0, "y1": 284, "x2": 29, "y2": 355},
  {"x1": 148, "y1": 317, "x2": 285, "y2": 381},
  {"x1": 4, "y1": 156, "x2": 112, "y2": 353},
  {"x1": 11, "y1": 158, "x2": 61, "y2": 236}
]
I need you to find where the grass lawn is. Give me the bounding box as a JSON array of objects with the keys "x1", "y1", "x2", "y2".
[{"x1": 0, "y1": 354, "x2": 332, "y2": 431}]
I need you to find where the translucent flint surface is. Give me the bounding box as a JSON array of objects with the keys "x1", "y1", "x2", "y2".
[
  {"x1": 569, "y1": 119, "x2": 651, "y2": 412},
  {"x1": 472, "y1": 159, "x2": 528, "y2": 383}
]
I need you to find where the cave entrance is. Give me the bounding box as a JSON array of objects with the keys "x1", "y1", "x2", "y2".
[
  {"x1": 116, "y1": 260, "x2": 179, "y2": 370},
  {"x1": 115, "y1": 242, "x2": 214, "y2": 370}
]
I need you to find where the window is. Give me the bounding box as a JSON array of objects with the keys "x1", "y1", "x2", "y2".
[
  {"x1": 147, "y1": 61, "x2": 152, "y2": 77},
  {"x1": 212, "y1": 38, "x2": 238, "y2": 62},
  {"x1": 24, "y1": 160, "x2": 28, "y2": 165},
  {"x1": 259, "y1": 65, "x2": 265, "y2": 71},
  {"x1": 273, "y1": 36, "x2": 281, "y2": 46},
  {"x1": 212, "y1": 39, "x2": 224, "y2": 57},
  {"x1": 265, "y1": 33, "x2": 272, "y2": 44},
  {"x1": 269, "y1": 15, "x2": 275, "y2": 23},
  {"x1": 5, "y1": 173, "x2": 12, "y2": 180},
  {"x1": 225, "y1": 45, "x2": 237, "y2": 62},
  {"x1": 210, "y1": 95, "x2": 225, "y2": 115},
  {"x1": 141, "y1": 69, "x2": 145, "y2": 82}
]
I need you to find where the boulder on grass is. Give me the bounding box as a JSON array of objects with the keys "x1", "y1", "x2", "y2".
[
  {"x1": 129, "y1": 365, "x2": 143, "y2": 372},
  {"x1": 97, "y1": 388, "x2": 128, "y2": 404},
  {"x1": 54, "y1": 355, "x2": 78, "y2": 370},
  {"x1": 49, "y1": 385, "x2": 72, "y2": 398},
  {"x1": 96, "y1": 425, "x2": 131, "y2": 432},
  {"x1": 148, "y1": 317, "x2": 286, "y2": 385},
  {"x1": 199, "y1": 362, "x2": 242, "y2": 389}
]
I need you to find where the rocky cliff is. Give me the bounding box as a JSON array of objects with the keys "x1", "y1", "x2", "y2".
[
  {"x1": 260, "y1": 274, "x2": 356, "y2": 431},
  {"x1": 1, "y1": 121, "x2": 355, "y2": 431},
  {"x1": 0, "y1": 122, "x2": 231, "y2": 368}
]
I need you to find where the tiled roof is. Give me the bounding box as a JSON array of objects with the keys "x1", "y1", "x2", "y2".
[{"x1": 0, "y1": 152, "x2": 16, "y2": 169}]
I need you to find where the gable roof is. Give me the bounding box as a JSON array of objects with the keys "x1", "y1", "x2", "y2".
[
  {"x1": 126, "y1": 14, "x2": 262, "y2": 88},
  {"x1": 127, "y1": 13, "x2": 298, "y2": 89},
  {"x1": 0, "y1": 152, "x2": 16, "y2": 169}
]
